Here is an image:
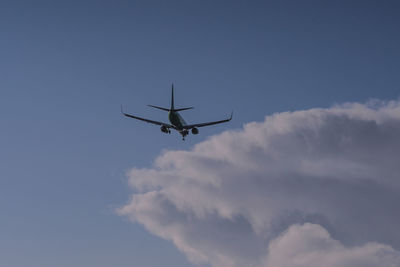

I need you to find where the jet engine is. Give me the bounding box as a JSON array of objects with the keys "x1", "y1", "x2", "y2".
[
  {"x1": 191, "y1": 127, "x2": 199, "y2": 135},
  {"x1": 160, "y1": 125, "x2": 170, "y2": 134}
]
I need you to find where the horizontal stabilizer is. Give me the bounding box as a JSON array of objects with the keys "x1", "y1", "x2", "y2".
[
  {"x1": 173, "y1": 107, "x2": 194, "y2": 112},
  {"x1": 148, "y1": 105, "x2": 170, "y2": 112}
]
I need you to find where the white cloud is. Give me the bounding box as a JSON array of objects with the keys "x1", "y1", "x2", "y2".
[
  {"x1": 264, "y1": 223, "x2": 400, "y2": 267},
  {"x1": 118, "y1": 100, "x2": 400, "y2": 267}
]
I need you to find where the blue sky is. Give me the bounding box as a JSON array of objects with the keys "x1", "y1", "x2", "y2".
[{"x1": 1, "y1": 1, "x2": 400, "y2": 267}]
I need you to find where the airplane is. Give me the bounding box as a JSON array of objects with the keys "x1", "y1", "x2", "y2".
[{"x1": 121, "y1": 84, "x2": 232, "y2": 140}]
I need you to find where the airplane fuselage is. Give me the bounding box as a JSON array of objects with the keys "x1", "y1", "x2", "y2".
[
  {"x1": 168, "y1": 111, "x2": 186, "y2": 129},
  {"x1": 168, "y1": 111, "x2": 189, "y2": 138}
]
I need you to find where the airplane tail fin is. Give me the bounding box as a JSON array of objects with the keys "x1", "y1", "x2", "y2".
[
  {"x1": 170, "y1": 84, "x2": 194, "y2": 112},
  {"x1": 171, "y1": 83, "x2": 175, "y2": 110}
]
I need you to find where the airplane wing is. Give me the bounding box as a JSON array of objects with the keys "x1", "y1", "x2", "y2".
[
  {"x1": 183, "y1": 112, "x2": 233, "y2": 129},
  {"x1": 121, "y1": 106, "x2": 175, "y2": 128}
]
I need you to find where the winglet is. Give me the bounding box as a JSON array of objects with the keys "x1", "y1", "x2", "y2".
[
  {"x1": 120, "y1": 104, "x2": 124, "y2": 114},
  {"x1": 229, "y1": 111, "x2": 233, "y2": 120}
]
